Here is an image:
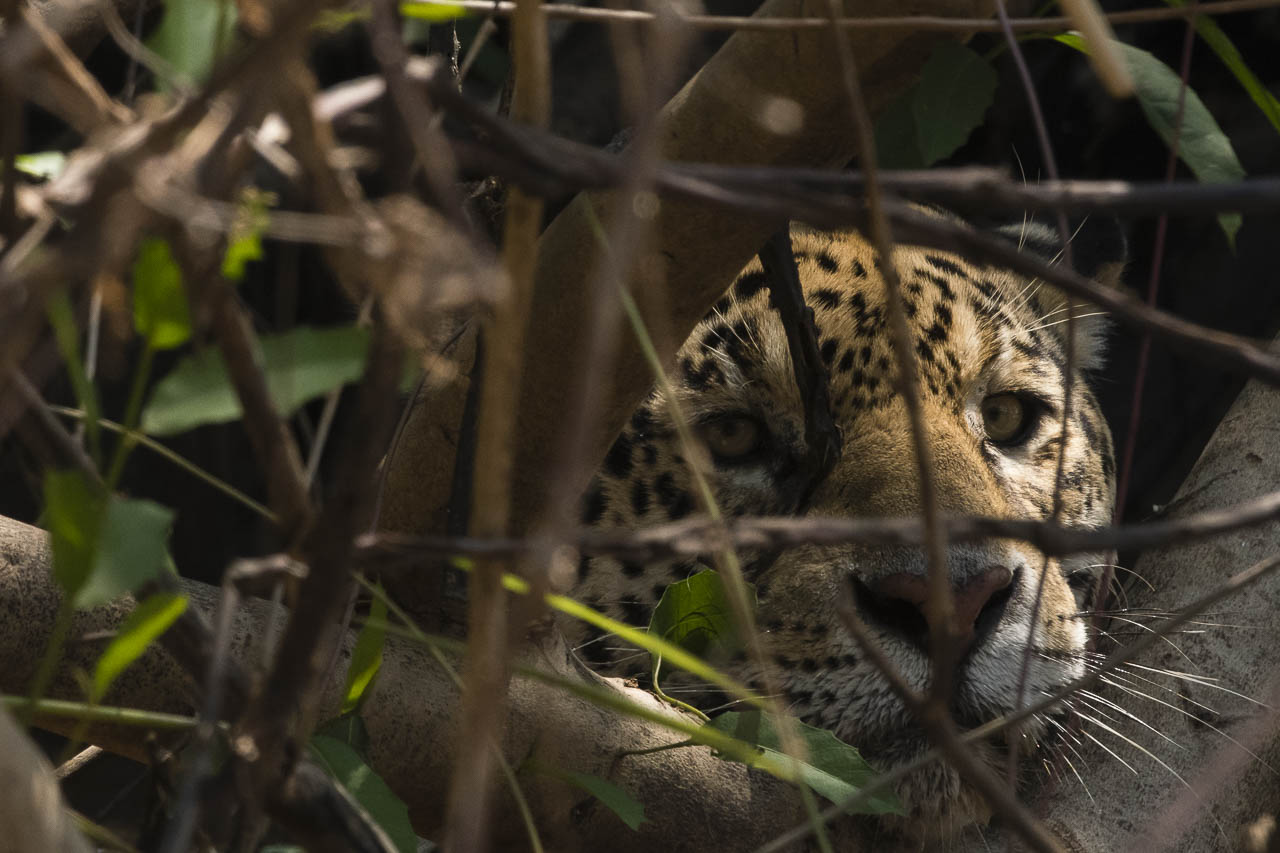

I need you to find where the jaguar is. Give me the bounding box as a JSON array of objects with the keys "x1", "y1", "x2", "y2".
[{"x1": 567, "y1": 212, "x2": 1126, "y2": 841}]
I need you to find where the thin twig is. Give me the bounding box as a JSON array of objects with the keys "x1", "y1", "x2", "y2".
[
  {"x1": 821, "y1": 0, "x2": 956, "y2": 704},
  {"x1": 360, "y1": 484, "x2": 1280, "y2": 577},
  {"x1": 400, "y1": 0, "x2": 1280, "y2": 32}
]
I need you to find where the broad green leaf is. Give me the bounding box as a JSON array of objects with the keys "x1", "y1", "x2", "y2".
[
  {"x1": 1165, "y1": 0, "x2": 1280, "y2": 136},
  {"x1": 911, "y1": 43, "x2": 998, "y2": 166},
  {"x1": 44, "y1": 473, "x2": 173, "y2": 608},
  {"x1": 706, "y1": 711, "x2": 903, "y2": 816},
  {"x1": 873, "y1": 89, "x2": 926, "y2": 170},
  {"x1": 44, "y1": 470, "x2": 107, "y2": 599},
  {"x1": 221, "y1": 188, "x2": 275, "y2": 282},
  {"x1": 141, "y1": 325, "x2": 371, "y2": 436},
  {"x1": 132, "y1": 237, "x2": 192, "y2": 350},
  {"x1": 1057, "y1": 33, "x2": 1245, "y2": 243},
  {"x1": 14, "y1": 151, "x2": 67, "y2": 180},
  {"x1": 92, "y1": 592, "x2": 188, "y2": 702},
  {"x1": 342, "y1": 593, "x2": 388, "y2": 715},
  {"x1": 77, "y1": 498, "x2": 174, "y2": 608},
  {"x1": 146, "y1": 0, "x2": 238, "y2": 88},
  {"x1": 553, "y1": 769, "x2": 647, "y2": 831},
  {"x1": 399, "y1": 1, "x2": 468, "y2": 21},
  {"x1": 310, "y1": 734, "x2": 417, "y2": 853},
  {"x1": 647, "y1": 569, "x2": 749, "y2": 668}
]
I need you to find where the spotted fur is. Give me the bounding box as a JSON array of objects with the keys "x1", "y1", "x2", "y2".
[{"x1": 569, "y1": 213, "x2": 1124, "y2": 838}]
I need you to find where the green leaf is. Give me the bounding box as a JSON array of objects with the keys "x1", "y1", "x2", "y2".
[
  {"x1": 309, "y1": 735, "x2": 418, "y2": 853},
  {"x1": 399, "y1": 1, "x2": 468, "y2": 21},
  {"x1": 910, "y1": 42, "x2": 998, "y2": 166},
  {"x1": 146, "y1": 0, "x2": 238, "y2": 88},
  {"x1": 1056, "y1": 33, "x2": 1245, "y2": 243},
  {"x1": 342, "y1": 593, "x2": 388, "y2": 716},
  {"x1": 44, "y1": 470, "x2": 107, "y2": 600},
  {"x1": 1164, "y1": 0, "x2": 1280, "y2": 136},
  {"x1": 77, "y1": 498, "x2": 174, "y2": 608},
  {"x1": 647, "y1": 569, "x2": 749, "y2": 669},
  {"x1": 553, "y1": 769, "x2": 647, "y2": 831},
  {"x1": 221, "y1": 188, "x2": 275, "y2": 282},
  {"x1": 873, "y1": 90, "x2": 926, "y2": 170},
  {"x1": 705, "y1": 712, "x2": 903, "y2": 816},
  {"x1": 141, "y1": 325, "x2": 371, "y2": 436},
  {"x1": 132, "y1": 237, "x2": 192, "y2": 350},
  {"x1": 92, "y1": 592, "x2": 188, "y2": 702},
  {"x1": 43, "y1": 473, "x2": 174, "y2": 608},
  {"x1": 14, "y1": 151, "x2": 67, "y2": 180},
  {"x1": 316, "y1": 714, "x2": 371, "y2": 757}
]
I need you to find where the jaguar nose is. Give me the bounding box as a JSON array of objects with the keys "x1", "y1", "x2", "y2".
[{"x1": 864, "y1": 567, "x2": 1016, "y2": 651}]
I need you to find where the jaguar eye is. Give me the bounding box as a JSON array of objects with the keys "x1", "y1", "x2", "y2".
[
  {"x1": 981, "y1": 393, "x2": 1036, "y2": 445},
  {"x1": 699, "y1": 415, "x2": 764, "y2": 461}
]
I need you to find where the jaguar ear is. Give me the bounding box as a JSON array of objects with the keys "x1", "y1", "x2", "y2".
[{"x1": 993, "y1": 215, "x2": 1128, "y2": 371}]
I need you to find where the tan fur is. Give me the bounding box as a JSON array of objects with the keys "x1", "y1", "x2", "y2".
[{"x1": 569, "y1": 217, "x2": 1118, "y2": 838}]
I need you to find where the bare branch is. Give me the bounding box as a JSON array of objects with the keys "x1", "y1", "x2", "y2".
[
  {"x1": 360, "y1": 486, "x2": 1280, "y2": 564},
  {"x1": 401, "y1": 0, "x2": 1280, "y2": 32}
]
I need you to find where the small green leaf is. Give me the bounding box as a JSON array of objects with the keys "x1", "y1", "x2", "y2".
[
  {"x1": 705, "y1": 712, "x2": 903, "y2": 816},
  {"x1": 1056, "y1": 33, "x2": 1245, "y2": 243},
  {"x1": 221, "y1": 188, "x2": 275, "y2": 282},
  {"x1": 92, "y1": 593, "x2": 188, "y2": 702},
  {"x1": 44, "y1": 473, "x2": 174, "y2": 608},
  {"x1": 141, "y1": 325, "x2": 371, "y2": 436},
  {"x1": 77, "y1": 498, "x2": 174, "y2": 608},
  {"x1": 647, "y1": 569, "x2": 749, "y2": 668},
  {"x1": 146, "y1": 0, "x2": 238, "y2": 88},
  {"x1": 14, "y1": 151, "x2": 67, "y2": 180},
  {"x1": 132, "y1": 237, "x2": 192, "y2": 350},
  {"x1": 554, "y1": 770, "x2": 647, "y2": 831},
  {"x1": 44, "y1": 470, "x2": 107, "y2": 600},
  {"x1": 342, "y1": 593, "x2": 388, "y2": 715},
  {"x1": 310, "y1": 735, "x2": 418, "y2": 853},
  {"x1": 911, "y1": 42, "x2": 998, "y2": 166},
  {"x1": 873, "y1": 90, "x2": 926, "y2": 170},
  {"x1": 399, "y1": 1, "x2": 468, "y2": 21}
]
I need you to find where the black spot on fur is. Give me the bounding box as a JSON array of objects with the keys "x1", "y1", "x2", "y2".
[
  {"x1": 577, "y1": 555, "x2": 592, "y2": 582},
  {"x1": 581, "y1": 483, "x2": 606, "y2": 524},
  {"x1": 622, "y1": 561, "x2": 646, "y2": 578},
  {"x1": 735, "y1": 271, "x2": 767, "y2": 300},
  {"x1": 701, "y1": 323, "x2": 731, "y2": 350},
  {"x1": 641, "y1": 444, "x2": 658, "y2": 466},
  {"x1": 604, "y1": 433, "x2": 634, "y2": 478},
  {"x1": 837, "y1": 350, "x2": 855, "y2": 373},
  {"x1": 654, "y1": 472, "x2": 693, "y2": 520},
  {"x1": 851, "y1": 259, "x2": 867, "y2": 277},
  {"x1": 631, "y1": 478, "x2": 651, "y2": 515},
  {"x1": 620, "y1": 597, "x2": 647, "y2": 625},
  {"x1": 925, "y1": 254, "x2": 968, "y2": 282},
  {"x1": 815, "y1": 252, "x2": 839, "y2": 273},
  {"x1": 820, "y1": 339, "x2": 838, "y2": 365},
  {"x1": 631, "y1": 406, "x2": 654, "y2": 434},
  {"x1": 812, "y1": 287, "x2": 841, "y2": 309}
]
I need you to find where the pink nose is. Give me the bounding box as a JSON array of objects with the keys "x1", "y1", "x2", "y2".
[{"x1": 869, "y1": 566, "x2": 1014, "y2": 647}]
